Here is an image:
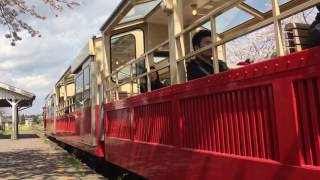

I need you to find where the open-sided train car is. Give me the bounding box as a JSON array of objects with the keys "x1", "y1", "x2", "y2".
[{"x1": 44, "y1": 0, "x2": 320, "y2": 179}]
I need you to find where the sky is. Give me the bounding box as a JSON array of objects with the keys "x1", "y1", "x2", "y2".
[{"x1": 0, "y1": 0, "x2": 120, "y2": 115}]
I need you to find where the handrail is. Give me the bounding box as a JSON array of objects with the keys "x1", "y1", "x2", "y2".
[
  {"x1": 106, "y1": 0, "x2": 319, "y2": 102},
  {"x1": 106, "y1": 40, "x2": 170, "y2": 100},
  {"x1": 112, "y1": 40, "x2": 169, "y2": 75}
]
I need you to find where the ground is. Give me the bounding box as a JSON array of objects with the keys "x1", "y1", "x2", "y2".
[{"x1": 0, "y1": 127, "x2": 106, "y2": 180}]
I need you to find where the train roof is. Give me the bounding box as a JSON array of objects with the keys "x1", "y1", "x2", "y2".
[
  {"x1": 99, "y1": 0, "x2": 318, "y2": 38},
  {"x1": 100, "y1": 0, "x2": 127, "y2": 31}
]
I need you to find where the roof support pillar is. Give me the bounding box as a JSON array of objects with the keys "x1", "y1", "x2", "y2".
[
  {"x1": 167, "y1": 0, "x2": 186, "y2": 84},
  {"x1": 102, "y1": 34, "x2": 112, "y2": 102},
  {"x1": 210, "y1": 17, "x2": 220, "y2": 74},
  {"x1": 272, "y1": 0, "x2": 285, "y2": 56},
  {"x1": 6, "y1": 99, "x2": 21, "y2": 140}
]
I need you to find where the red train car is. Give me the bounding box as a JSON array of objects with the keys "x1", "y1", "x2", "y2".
[
  {"x1": 44, "y1": 37, "x2": 105, "y2": 157},
  {"x1": 44, "y1": 0, "x2": 320, "y2": 179}
]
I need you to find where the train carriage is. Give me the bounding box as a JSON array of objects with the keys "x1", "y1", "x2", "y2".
[
  {"x1": 44, "y1": 0, "x2": 320, "y2": 179},
  {"x1": 44, "y1": 37, "x2": 105, "y2": 157}
]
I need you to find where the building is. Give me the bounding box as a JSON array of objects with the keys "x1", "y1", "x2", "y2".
[{"x1": 0, "y1": 82, "x2": 35, "y2": 139}]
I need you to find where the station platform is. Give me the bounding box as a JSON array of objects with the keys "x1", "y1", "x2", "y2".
[{"x1": 0, "y1": 129, "x2": 106, "y2": 180}]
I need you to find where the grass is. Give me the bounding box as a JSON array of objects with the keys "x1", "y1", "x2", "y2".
[
  {"x1": 0, "y1": 126, "x2": 11, "y2": 135},
  {"x1": 64, "y1": 155, "x2": 85, "y2": 176},
  {"x1": 19, "y1": 124, "x2": 32, "y2": 131},
  {"x1": 0, "y1": 124, "x2": 32, "y2": 136}
]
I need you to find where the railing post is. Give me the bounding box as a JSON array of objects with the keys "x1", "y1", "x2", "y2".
[
  {"x1": 272, "y1": 79, "x2": 301, "y2": 165},
  {"x1": 115, "y1": 72, "x2": 119, "y2": 100},
  {"x1": 63, "y1": 77, "x2": 68, "y2": 102},
  {"x1": 130, "y1": 63, "x2": 134, "y2": 96},
  {"x1": 101, "y1": 34, "x2": 112, "y2": 103}
]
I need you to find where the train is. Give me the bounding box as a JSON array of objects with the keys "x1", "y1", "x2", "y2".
[{"x1": 44, "y1": 0, "x2": 320, "y2": 179}]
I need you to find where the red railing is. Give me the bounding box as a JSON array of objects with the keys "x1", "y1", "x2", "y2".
[
  {"x1": 294, "y1": 78, "x2": 320, "y2": 167},
  {"x1": 133, "y1": 102, "x2": 173, "y2": 145},
  {"x1": 107, "y1": 108, "x2": 131, "y2": 139},
  {"x1": 55, "y1": 114, "x2": 76, "y2": 134},
  {"x1": 104, "y1": 47, "x2": 320, "y2": 178},
  {"x1": 180, "y1": 86, "x2": 278, "y2": 160}
]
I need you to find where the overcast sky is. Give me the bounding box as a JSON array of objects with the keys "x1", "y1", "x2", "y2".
[{"x1": 0, "y1": 0, "x2": 120, "y2": 115}]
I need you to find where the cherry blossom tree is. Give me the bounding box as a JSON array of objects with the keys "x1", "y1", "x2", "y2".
[
  {"x1": 0, "y1": 0, "x2": 80, "y2": 46},
  {"x1": 226, "y1": 8, "x2": 317, "y2": 66}
]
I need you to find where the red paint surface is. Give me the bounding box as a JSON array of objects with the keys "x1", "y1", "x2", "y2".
[
  {"x1": 55, "y1": 113, "x2": 76, "y2": 134},
  {"x1": 54, "y1": 106, "x2": 103, "y2": 157},
  {"x1": 104, "y1": 47, "x2": 320, "y2": 179}
]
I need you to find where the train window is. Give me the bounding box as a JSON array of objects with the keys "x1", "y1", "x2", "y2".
[
  {"x1": 75, "y1": 72, "x2": 83, "y2": 106},
  {"x1": 83, "y1": 65, "x2": 91, "y2": 106},
  {"x1": 111, "y1": 34, "x2": 135, "y2": 80},
  {"x1": 111, "y1": 29, "x2": 144, "y2": 81},
  {"x1": 50, "y1": 95, "x2": 55, "y2": 117},
  {"x1": 83, "y1": 66, "x2": 90, "y2": 90},
  {"x1": 216, "y1": 7, "x2": 254, "y2": 34},
  {"x1": 120, "y1": 0, "x2": 161, "y2": 24}
]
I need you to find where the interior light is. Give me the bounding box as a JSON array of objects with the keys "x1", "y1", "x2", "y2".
[
  {"x1": 191, "y1": 4, "x2": 197, "y2": 16},
  {"x1": 192, "y1": 9, "x2": 198, "y2": 16}
]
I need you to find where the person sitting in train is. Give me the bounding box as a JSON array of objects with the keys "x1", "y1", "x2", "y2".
[
  {"x1": 187, "y1": 30, "x2": 229, "y2": 81},
  {"x1": 307, "y1": 5, "x2": 320, "y2": 48},
  {"x1": 140, "y1": 66, "x2": 166, "y2": 93},
  {"x1": 64, "y1": 107, "x2": 69, "y2": 114}
]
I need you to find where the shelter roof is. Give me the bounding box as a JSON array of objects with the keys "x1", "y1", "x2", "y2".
[{"x1": 0, "y1": 82, "x2": 35, "y2": 107}]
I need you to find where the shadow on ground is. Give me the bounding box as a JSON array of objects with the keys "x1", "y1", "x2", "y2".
[
  {"x1": 0, "y1": 133, "x2": 39, "y2": 140},
  {"x1": 0, "y1": 149, "x2": 97, "y2": 179}
]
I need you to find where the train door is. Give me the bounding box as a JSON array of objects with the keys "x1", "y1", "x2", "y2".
[
  {"x1": 75, "y1": 57, "x2": 96, "y2": 145},
  {"x1": 110, "y1": 29, "x2": 144, "y2": 98}
]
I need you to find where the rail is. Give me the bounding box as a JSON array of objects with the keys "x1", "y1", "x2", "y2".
[
  {"x1": 106, "y1": 40, "x2": 170, "y2": 101},
  {"x1": 104, "y1": 47, "x2": 320, "y2": 173},
  {"x1": 56, "y1": 97, "x2": 75, "y2": 116},
  {"x1": 105, "y1": 0, "x2": 320, "y2": 103}
]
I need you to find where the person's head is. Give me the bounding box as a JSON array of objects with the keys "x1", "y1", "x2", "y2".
[
  {"x1": 150, "y1": 66, "x2": 160, "y2": 82},
  {"x1": 192, "y1": 30, "x2": 212, "y2": 60},
  {"x1": 64, "y1": 107, "x2": 69, "y2": 114}
]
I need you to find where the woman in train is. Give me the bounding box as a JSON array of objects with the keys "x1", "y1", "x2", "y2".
[{"x1": 140, "y1": 66, "x2": 166, "y2": 93}]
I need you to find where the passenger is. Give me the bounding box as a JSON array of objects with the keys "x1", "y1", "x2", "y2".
[
  {"x1": 64, "y1": 107, "x2": 69, "y2": 114},
  {"x1": 140, "y1": 66, "x2": 166, "y2": 93},
  {"x1": 307, "y1": 5, "x2": 320, "y2": 48},
  {"x1": 187, "y1": 30, "x2": 229, "y2": 81}
]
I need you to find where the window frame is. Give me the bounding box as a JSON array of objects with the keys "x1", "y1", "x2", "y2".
[
  {"x1": 119, "y1": 0, "x2": 161, "y2": 24},
  {"x1": 110, "y1": 29, "x2": 145, "y2": 82}
]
